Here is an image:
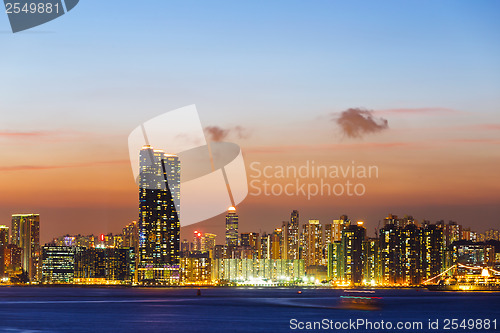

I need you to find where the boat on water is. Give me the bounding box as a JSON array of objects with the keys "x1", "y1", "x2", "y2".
[
  {"x1": 426, "y1": 265, "x2": 500, "y2": 291},
  {"x1": 339, "y1": 290, "x2": 382, "y2": 310}
]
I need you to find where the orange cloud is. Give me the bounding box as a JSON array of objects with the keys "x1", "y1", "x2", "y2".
[
  {"x1": 243, "y1": 142, "x2": 416, "y2": 154},
  {"x1": 374, "y1": 107, "x2": 460, "y2": 115},
  {"x1": 0, "y1": 159, "x2": 129, "y2": 172},
  {"x1": 0, "y1": 131, "x2": 52, "y2": 138}
]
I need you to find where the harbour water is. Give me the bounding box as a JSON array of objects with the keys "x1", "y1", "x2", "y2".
[{"x1": 0, "y1": 287, "x2": 498, "y2": 332}]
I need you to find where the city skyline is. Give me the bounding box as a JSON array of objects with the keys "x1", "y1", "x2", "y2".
[{"x1": 1, "y1": 1, "x2": 499, "y2": 244}]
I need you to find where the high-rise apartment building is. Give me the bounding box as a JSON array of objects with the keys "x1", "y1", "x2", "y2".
[
  {"x1": 138, "y1": 145, "x2": 180, "y2": 283},
  {"x1": 302, "y1": 220, "x2": 323, "y2": 267},
  {"x1": 202, "y1": 233, "x2": 217, "y2": 253},
  {"x1": 0, "y1": 225, "x2": 8, "y2": 278},
  {"x1": 421, "y1": 224, "x2": 443, "y2": 281},
  {"x1": 332, "y1": 215, "x2": 349, "y2": 242},
  {"x1": 282, "y1": 210, "x2": 300, "y2": 260},
  {"x1": 401, "y1": 223, "x2": 422, "y2": 285},
  {"x1": 341, "y1": 221, "x2": 366, "y2": 285},
  {"x1": 11, "y1": 214, "x2": 40, "y2": 282},
  {"x1": 379, "y1": 221, "x2": 402, "y2": 284}
]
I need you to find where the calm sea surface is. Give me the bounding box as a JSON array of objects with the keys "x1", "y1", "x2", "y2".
[{"x1": 0, "y1": 287, "x2": 498, "y2": 332}]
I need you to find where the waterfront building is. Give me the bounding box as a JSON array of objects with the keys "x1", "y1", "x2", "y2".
[
  {"x1": 137, "y1": 145, "x2": 180, "y2": 283},
  {"x1": 332, "y1": 215, "x2": 349, "y2": 242},
  {"x1": 401, "y1": 223, "x2": 423, "y2": 285},
  {"x1": 213, "y1": 245, "x2": 228, "y2": 260},
  {"x1": 4, "y1": 244, "x2": 22, "y2": 277},
  {"x1": 327, "y1": 241, "x2": 342, "y2": 281},
  {"x1": 421, "y1": 223, "x2": 443, "y2": 281},
  {"x1": 302, "y1": 220, "x2": 323, "y2": 267},
  {"x1": 363, "y1": 238, "x2": 380, "y2": 285},
  {"x1": 225, "y1": 206, "x2": 239, "y2": 247},
  {"x1": 11, "y1": 214, "x2": 40, "y2": 282},
  {"x1": 41, "y1": 246, "x2": 76, "y2": 283},
  {"x1": 180, "y1": 256, "x2": 211, "y2": 284},
  {"x1": 341, "y1": 222, "x2": 366, "y2": 285},
  {"x1": 379, "y1": 221, "x2": 403, "y2": 284},
  {"x1": 259, "y1": 233, "x2": 271, "y2": 259},
  {"x1": 202, "y1": 233, "x2": 217, "y2": 253},
  {"x1": 192, "y1": 230, "x2": 202, "y2": 251},
  {"x1": 211, "y1": 258, "x2": 305, "y2": 284},
  {"x1": 0, "y1": 225, "x2": 8, "y2": 278},
  {"x1": 74, "y1": 247, "x2": 134, "y2": 284}
]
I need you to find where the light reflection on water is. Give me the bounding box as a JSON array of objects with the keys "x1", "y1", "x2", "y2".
[{"x1": 0, "y1": 287, "x2": 498, "y2": 332}]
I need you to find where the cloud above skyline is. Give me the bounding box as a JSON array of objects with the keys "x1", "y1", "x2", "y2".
[
  {"x1": 333, "y1": 108, "x2": 389, "y2": 139},
  {"x1": 204, "y1": 126, "x2": 250, "y2": 142}
]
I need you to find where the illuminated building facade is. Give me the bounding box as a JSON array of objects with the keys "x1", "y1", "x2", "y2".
[
  {"x1": 240, "y1": 232, "x2": 258, "y2": 258},
  {"x1": 363, "y1": 238, "x2": 380, "y2": 285},
  {"x1": 192, "y1": 230, "x2": 202, "y2": 251},
  {"x1": 451, "y1": 241, "x2": 495, "y2": 267},
  {"x1": 341, "y1": 222, "x2": 366, "y2": 285},
  {"x1": 302, "y1": 220, "x2": 323, "y2": 267},
  {"x1": 259, "y1": 233, "x2": 271, "y2": 259},
  {"x1": 213, "y1": 245, "x2": 228, "y2": 260},
  {"x1": 401, "y1": 223, "x2": 423, "y2": 285},
  {"x1": 421, "y1": 224, "x2": 443, "y2": 281},
  {"x1": 202, "y1": 233, "x2": 217, "y2": 253},
  {"x1": 138, "y1": 145, "x2": 180, "y2": 283},
  {"x1": 0, "y1": 225, "x2": 8, "y2": 278},
  {"x1": 327, "y1": 241, "x2": 342, "y2": 280},
  {"x1": 438, "y1": 220, "x2": 463, "y2": 247},
  {"x1": 379, "y1": 222, "x2": 403, "y2": 284},
  {"x1": 332, "y1": 215, "x2": 349, "y2": 242},
  {"x1": 271, "y1": 228, "x2": 282, "y2": 259},
  {"x1": 4, "y1": 244, "x2": 22, "y2": 276},
  {"x1": 211, "y1": 258, "x2": 305, "y2": 283},
  {"x1": 225, "y1": 206, "x2": 239, "y2": 247},
  {"x1": 282, "y1": 210, "x2": 300, "y2": 260},
  {"x1": 11, "y1": 214, "x2": 40, "y2": 282},
  {"x1": 180, "y1": 256, "x2": 211, "y2": 284},
  {"x1": 74, "y1": 247, "x2": 134, "y2": 283},
  {"x1": 41, "y1": 246, "x2": 76, "y2": 283}
]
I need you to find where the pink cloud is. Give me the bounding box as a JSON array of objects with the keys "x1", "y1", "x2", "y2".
[
  {"x1": 0, "y1": 159, "x2": 129, "y2": 172},
  {"x1": 374, "y1": 107, "x2": 460, "y2": 116},
  {"x1": 472, "y1": 124, "x2": 500, "y2": 131},
  {"x1": 244, "y1": 142, "x2": 416, "y2": 154},
  {"x1": 0, "y1": 131, "x2": 52, "y2": 138},
  {"x1": 450, "y1": 138, "x2": 500, "y2": 144}
]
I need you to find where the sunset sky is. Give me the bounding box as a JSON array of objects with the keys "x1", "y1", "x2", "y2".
[{"x1": 1, "y1": 1, "x2": 499, "y2": 244}]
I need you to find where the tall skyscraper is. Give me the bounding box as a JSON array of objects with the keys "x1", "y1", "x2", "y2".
[
  {"x1": 271, "y1": 228, "x2": 283, "y2": 259},
  {"x1": 379, "y1": 221, "x2": 402, "y2": 284},
  {"x1": 332, "y1": 215, "x2": 349, "y2": 242},
  {"x1": 138, "y1": 145, "x2": 180, "y2": 283},
  {"x1": 302, "y1": 220, "x2": 323, "y2": 267},
  {"x1": 421, "y1": 224, "x2": 443, "y2": 281},
  {"x1": 0, "y1": 226, "x2": 8, "y2": 245},
  {"x1": 289, "y1": 210, "x2": 299, "y2": 259},
  {"x1": 341, "y1": 221, "x2": 366, "y2": 285},
  {"x1": 192, "y1": 231, "x2": 202, "y2": 251},
  {"x1": 0, "y1": 225, "x2": 9, "y2": 278},
  {"x1": 201, "y1": 233, "x2": 217, "y2": 253},
  {"x1": 225, "y1": 206, "x2": 239, "y2": 247},
  {"x1": 11, "y1": 214, "x2": 40, "y2": 282},
  {"x1": 259, "y1": 233, "x2": 271, "y2": 259},
  {"x1": 401, "y1": 223, "x2": 422, "y2": 285}
]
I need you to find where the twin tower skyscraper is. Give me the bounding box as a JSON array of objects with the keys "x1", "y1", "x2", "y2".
[{"x1": 138, "y1": 145, "x2": 181, "y2": 283}]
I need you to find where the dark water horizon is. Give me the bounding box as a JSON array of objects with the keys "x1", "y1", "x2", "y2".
[{"x1": 0, "y1": 286, "x2": 498, "y2": 332}]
